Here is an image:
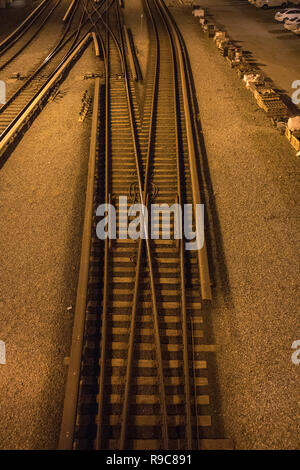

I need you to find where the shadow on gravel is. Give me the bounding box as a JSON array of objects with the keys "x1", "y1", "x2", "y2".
[
  {"x1": 256, "y1": 18, "x2": 278, "y2": 24},
  {"x1": 181, "y1": 39, "x2": 235, "y2": 312},
  {"x1": 0, "y1": 131, "x2": 25, "y2": 170},
  {"x1": 0, "y1": 97, "x2": 45, "y2": 171}
]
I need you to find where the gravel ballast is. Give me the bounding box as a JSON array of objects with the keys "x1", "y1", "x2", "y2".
[{"x1": 166, "y1": 1, "x2": 299, "y2": 450}]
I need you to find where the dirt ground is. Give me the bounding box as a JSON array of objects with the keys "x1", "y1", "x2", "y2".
[{"x1": 0, "y1": 0, "x2": 70, "y2": 101}]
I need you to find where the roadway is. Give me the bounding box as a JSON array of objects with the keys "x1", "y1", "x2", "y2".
[{"x1": 193, "y1": 0, "x2": 300, "y2": 100}]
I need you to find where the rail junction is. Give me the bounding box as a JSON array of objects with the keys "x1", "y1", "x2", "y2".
[{"x1": 0, "y1": 0, "x2": 233, "y2": 451}]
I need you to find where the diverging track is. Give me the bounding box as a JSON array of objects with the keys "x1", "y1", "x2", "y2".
[
  {"x1": 0, "y1": 0, "x2": 62, "y2": 72},
  {"x1": 59, "y1": 0, "x2": 232, "y2": 451}
]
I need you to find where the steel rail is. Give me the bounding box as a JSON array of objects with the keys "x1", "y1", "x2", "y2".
[
  {"x1": 158, "y1": 0, "x2": 212, "y2": 301},
  {"x1": 118, "y1": 0, "x2": 170, "y2": 451},
  {"x1": 0, "y1": 0, "x2": 85, "y2": 117},
  {"x1": 0, "y1": 0, "x2": 50, "y2": 53},
  {"x1": 76, "y1": 0, "x2": 123, "y2": 451},
  {"x1": 89, "y1": 0, "x2": 124, "y2": 59},
  {"x1": 123, "y1": 26, "x2": 138, "y2": 82},
  {"x1": 0, "y1": 0, "x2": 100, "y2": 118},
  {"x1": 162, "y1": 3, "x2": 209, "y2": 446},
  {"x1": 95, "y1": 7, "x2": 110, "y2": 449},
  {"x1": 0, "y1": 0, "x2": 84, "y2": 116},
  {"x1": 77, "y1": 0, "x2": 112, "y2": 451},
  {"x1": 0, "y1": 32, "x2": 92, "y2": 159},
  {"x1": 91, "y1": 32, "x2": 101, "y2": 56},
  {"x1": 49, "y1": 0, "x2": 85, "y2": 59},
  {"x1": 58, "y1": 75, "x2": 101, "y2": 450},
  {"x1": 58, "y1": 0, "x2": 110, "y2": 450},
  {"x1": 152, "y1": 0, "x2": 194, "y2": 448},
  {"x1": 63, "y1": 0, "x2": 78, "y2": 23},
  {"x1": 156, "y1": 0, "x2": 214, "y2": 446},
  {"x1": 58, "y1": 0, "x2": 233, "y2": 451},
  {"x1": 118, "y1": 0, "x2": 160, "y2": 449},
  {"x1": 1, "y1": 0, "x2": 84, "y2": 73},
  {"x1": 90, "y1": 0, "x2": 194, "y2": 450},
  {"x1": 92, "y1": 0, "x2": 144, "y2": 450},
  {"x1": 0, "y1": 0, "x2": 61, "y2": 72}
]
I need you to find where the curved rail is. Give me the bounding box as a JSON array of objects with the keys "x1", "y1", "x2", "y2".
[
  {"x1": 59, "y1": 0, "x2": 232, "y2": 452},
  {"x1": 0, "y1": 32, "x2": 92, "y2": 159},
  {"x1": 158, "y1": 0, "x2": 212, "y2": 301},
  {"x1": 88, "y1": 0, "x2": 170, "y2": 450},
  {"x1": 63, "y1": 0, "x2": 78, "y2": 23},
  {"x1": 119, "y1": 0, "x2": 168, "y2": 450},
  {"x1": 0, "y1": 0, "x2": 110, "y2": 158},
  {"x1": 151, "y1": 0, "x2": 194, "y2": 447},
  {"x1": 0, "y1": 0, "x2": 49, "y2": 53},
  {"x1": 58, "y1": 0, "x2": 116, "y2": 450}
]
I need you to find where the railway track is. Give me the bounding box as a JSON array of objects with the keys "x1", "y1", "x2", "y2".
[
  {"x1": 0, "y1": 0, "x2": 86, "y2": 134},
  {"x1": 0, "y1": 0, "x2": 50, "y2": 52},
  {"x1": 0, "y1": 0, "x2": 62, "y2": 72},
  {"x1": 60, "y1": 0, "x2": 232, "y2": 450},
  {"x1": 0, "y1": 1, "x2": 112, "y2": 157}
]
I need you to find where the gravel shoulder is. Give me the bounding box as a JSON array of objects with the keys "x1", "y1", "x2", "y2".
[
  {"x1": 166, "y1": 0, "x2": 300, "y2": 450},
  {"x1": 0, "y1": 43, "x2": 100, "y2": 449},
  {"x1": 0, "y1": 0, "x2": 73, "y2": 101}
]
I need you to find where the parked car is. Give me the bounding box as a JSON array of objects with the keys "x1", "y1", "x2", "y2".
[
  {"x1": 284, "y1": 17, "x2": 300, "y2": 28},
  {"x1": 255, "y1": 0, "x2": 298, "y2": 8},
  {"x1": 275, "y1": 8, "x2": 300, "y2": 20},
  {"x1": 284, "y1": 13, "x2": 300, "y2": 24},
  {"x1": 284, "y1": 13, "x2": 300, "y2": 23}
]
